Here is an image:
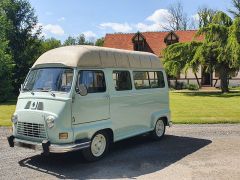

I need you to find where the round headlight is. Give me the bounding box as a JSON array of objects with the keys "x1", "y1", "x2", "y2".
[
  {"x1": 11, "y1": 114, "x2": 18, "y2": 124},
  {"x1": 46, "y1": 116, "x2": 55, "y2": 129}
]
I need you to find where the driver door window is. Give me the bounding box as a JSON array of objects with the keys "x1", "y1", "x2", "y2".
[{"x1": 78, "y1": 70, "x2": 106, "y2": 93}]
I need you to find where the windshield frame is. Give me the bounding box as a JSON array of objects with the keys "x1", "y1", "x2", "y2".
[{"x1": 22, "y1": 67, "x2": 75, "y2": 94}]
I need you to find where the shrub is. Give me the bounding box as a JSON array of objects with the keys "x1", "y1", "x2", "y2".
[{"x1": 186, "y1": 84, "x2": 199, "y2": 90}]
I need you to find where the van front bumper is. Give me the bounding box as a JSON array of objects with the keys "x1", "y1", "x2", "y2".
[{"x1": 7, "y1": 135, "x2": 90, "y2": 154}]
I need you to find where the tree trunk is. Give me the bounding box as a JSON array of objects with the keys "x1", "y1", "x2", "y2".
[
  {"x1": 219, "y1": 67, "x2": 229, "y2": 93},
  {"x1": 194, "y1": 73, "x2": 201, "y2": 88}
]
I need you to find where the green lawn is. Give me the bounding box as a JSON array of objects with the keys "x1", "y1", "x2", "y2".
[
  {"x1": 170, "y1": 91, "x2": 240, "y2": 124},
  {"x1": 0, "y1": 100, "x2": 16, "y2": 126},
  {"x1": 1, "y1": 92, "x2": 240, "y2": 126}
]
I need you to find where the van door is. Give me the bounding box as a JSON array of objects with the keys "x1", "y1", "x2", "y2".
[
  {"x1": 110, "y1": 70, "x2": 145, "y2": 140},
  {"x1": 72, "y1": 70, "x2": 110, "y2": 125}
]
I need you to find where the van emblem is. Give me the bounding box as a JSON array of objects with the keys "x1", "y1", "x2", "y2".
[{"x1": 31, "y1": 101, "x2": 38, "y2": 110}]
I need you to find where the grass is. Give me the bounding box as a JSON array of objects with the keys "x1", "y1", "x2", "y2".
[
  {"x1": 1, "y1": 91, "x2": 240, "y2": 126},
  {"x1": 0, "y1": 100, "x2": 16, "y2": 126},
  {"x1": 170, "y1": 91, "x2": 240, "y2": 124}
]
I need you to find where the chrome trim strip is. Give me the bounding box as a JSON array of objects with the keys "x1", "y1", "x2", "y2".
[{"x1": 14, "y1": 138, "x2": 91, "y2": 153}]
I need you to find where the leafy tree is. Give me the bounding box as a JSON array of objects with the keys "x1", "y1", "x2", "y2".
[
  {"x1": 0, "y1": 14, "x2": 13, "y2": 102},
  {"x1": 197, "y1": 7, "x2": 216, "y2": 28},
  {"x1": 40, "y1": 38, "x2": 61, "y2": 53},
  {"x1": 95, "y1": 37, "x2": 104, "y2": 46},
  {"x1": 63, "y1": 36, "x2": 77, "y2": 46},
  {"x1": 229, "y1": 0, "x2": 240, "y2": 18},
  {"x1": 164, "y1": 12, "x2": 240, "y2": 93},
  {"x1": 194, "y1": 12, "x2": 240, "y2": 92},
  {"x1": 163, "y1": 41, "x2": 202, "y2": 87},
  {"x1": 0, "y1": 0, "x2": 42, "y2": 94},
  {"x1": 63, "y1": 34, "x2": 94, "y2": 46}
]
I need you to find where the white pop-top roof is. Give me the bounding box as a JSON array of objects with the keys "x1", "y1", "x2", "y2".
[{"x1": 33, "y1": 45, "x2": 163, "y2": 69}]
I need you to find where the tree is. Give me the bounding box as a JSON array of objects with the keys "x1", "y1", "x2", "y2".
[
  {"x1": 197, "y1": 7, "x2": 216, "y2": 28},
  {"x1": 164, "y1": 2, "x2": 189, "y2": 30},
  {"x1": 229, "y1": 0, "x2": 240, "y2": 18},
  {"x1": 163, "y1": 41, "x2": 202, "y2": 87},
  {"x1": 163, "y1": 12, "x2": 240, "y2": 93},
  {"x1": 63, "y1": 34, "x2": 94, "y2": 46},
  {"x1": 95, "y1": 37, "x2": 104, "y2": 46},
  {"x1": 0, "y1": 14, "x2": 13, "y2": 102},
  {"x1": 63, "y1": 36, "x2": 77, "y2": 46},
  {"x1": 0, "y1": 0, "x2": 42, "y2": 94},
  {"x1": 40, "y1": 38, "x2": 61, "y2": 53},
  {"x1": 194, "y1": 12, "x2": 240, "y2": 92}
]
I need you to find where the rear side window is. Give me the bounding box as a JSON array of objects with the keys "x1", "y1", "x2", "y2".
[
  {"x1": 113, "y1": 71, "x2": 132, "y2": 91},
  {"x1": 78, "y1": 70, "x2": 106, "y2": 93},
  {"x1": 133, "y1": 71, "x2": 165, "y2": 89},
  {"x1": 133, "y1": 71, "x2": 150, "y2": 89},
  {"x1": 149, "y1": 71, "x2": 165, "y2": 88}
]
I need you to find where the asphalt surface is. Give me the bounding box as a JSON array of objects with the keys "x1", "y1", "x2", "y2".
[{"x1": 0, "y1": 124, "x2": 240, "y2": 180}]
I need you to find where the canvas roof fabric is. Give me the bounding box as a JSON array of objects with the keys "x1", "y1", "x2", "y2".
[{"x1": 33, "y1": 45, "x2": 163, "y2": 69}]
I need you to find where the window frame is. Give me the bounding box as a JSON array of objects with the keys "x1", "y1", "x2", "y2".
[
  {"x1": 76, "y1": 70, "x2": 106, "y2": 94},
  {"x1": 133, "y1": 70, "x2": 166, "y2": 90},
  {"x1": 112, "y1": 70, "x2": 132, "y2": 91}
]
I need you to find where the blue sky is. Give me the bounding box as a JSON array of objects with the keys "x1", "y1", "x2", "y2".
[{"x1": 29, "y1": 0, "x2": 233, "y2": 42}]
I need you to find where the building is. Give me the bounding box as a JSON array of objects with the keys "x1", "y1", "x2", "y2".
[{"x1": 104, "y1": 30, "x2": 240, "y2": 87}]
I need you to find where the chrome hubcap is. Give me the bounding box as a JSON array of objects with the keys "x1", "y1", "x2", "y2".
[
  {"x1": 91, "y1": 134, "x2": 106, "y2": 157},
  {"x1": 155, "y1": 120, "x2": 165, "y2": 137}
]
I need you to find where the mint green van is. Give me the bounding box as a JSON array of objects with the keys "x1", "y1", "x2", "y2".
[{"x1": 8, "y1": 46, "x2": 171, "y2": 161}]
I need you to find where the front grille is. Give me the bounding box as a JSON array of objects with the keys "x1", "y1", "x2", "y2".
[{"x1": 17, "y1": 122, "x2": 46, "y2": 139}]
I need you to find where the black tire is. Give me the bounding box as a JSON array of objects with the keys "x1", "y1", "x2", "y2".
[
  {"x1": 82, "y1": 131, "x2": 109, "y2": 162},
  {"x1": 151, "y1": 119, "x2": 166, "y2": 140}
]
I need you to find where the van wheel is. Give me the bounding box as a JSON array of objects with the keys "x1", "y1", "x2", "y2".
[
  {"x1": 152, "y1": 119, "x2": 166, "y2": 140},
  {"x1": 82, "y1": 131, "x2": 109, "y2": 162}
]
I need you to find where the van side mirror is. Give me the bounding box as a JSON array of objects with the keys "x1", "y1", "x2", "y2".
[{"x1": 77, "y1": 84, "x2": 88, "y2": 96}]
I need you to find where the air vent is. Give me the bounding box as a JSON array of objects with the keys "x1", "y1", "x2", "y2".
[
  {"x1": 37, "y1": 102, "x2": 44, "y2": 110},
  {"x1": 24, "y1": 101, "x2": 31, "y2": 109}
]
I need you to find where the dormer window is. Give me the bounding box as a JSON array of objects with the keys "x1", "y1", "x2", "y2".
[
  {"x1": 164, "y1": 31, "x2": 179, "y2": 46},
  {"x1": 132, "y1": 32, "x2": 146, "y2": 51}
]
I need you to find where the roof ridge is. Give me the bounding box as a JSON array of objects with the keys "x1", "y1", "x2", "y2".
[{"x1": 106, "y1": 29, "x2": 199, "y2": 36}]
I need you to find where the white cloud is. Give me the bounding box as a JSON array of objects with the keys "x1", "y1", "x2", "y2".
[
  {"x1": 42, "y1": 24, "x2": 65, "y2": 36},
  {"x1": 99, "y1": 22, "x2": 132, "y2": 33},
  {"x1": 136, "y1": 23, "x2": 163, "y2": 32},
  {"x1": 146, "y1": 9, "x2": 171, "y2": 24},
  {"x1": 82, "y1": 31, "x2": 97, "y2": 42},
  {"x1": 192, "y1": 14, "x2": 200, "y2": 22},
  {"x1": 58, "y1": 17, "x2": 66, "y2": 22},
  {"x1": 83, "y1": 31, "x2": 97, "y2": 38},
  {"x1": 135, "y1": 9, "x2": 172, "y2": 32}
]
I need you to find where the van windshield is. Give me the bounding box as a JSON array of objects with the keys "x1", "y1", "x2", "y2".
[{"x1": 23, "y1": 68, "x2": 74, "y2": 93}]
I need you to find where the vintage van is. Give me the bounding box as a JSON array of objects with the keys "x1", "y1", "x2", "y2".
[{"x1": 8, "y1": 45, "x2": 171, "y2": 161}]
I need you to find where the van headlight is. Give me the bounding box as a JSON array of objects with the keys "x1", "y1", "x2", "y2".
[
  {"x1": 46, "y1": 116, "x2": 55, "y2": 129},
  {"x1": 11, "y1": 114, "x2": 18, "y2": 124}
]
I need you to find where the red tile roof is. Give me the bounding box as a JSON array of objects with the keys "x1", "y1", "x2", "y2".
[{"x1": 104, "y1": 30, "x2": 204, "y2": 57}]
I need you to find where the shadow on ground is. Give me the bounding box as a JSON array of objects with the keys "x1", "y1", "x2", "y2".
[{"x1": 19, "y1": 135, "x2": 211, "y2": 179}]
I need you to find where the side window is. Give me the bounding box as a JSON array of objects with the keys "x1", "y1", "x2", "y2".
[
  {"x1": 78, "y1": 70, "x2": 106, "y2": 93},
  {"x1": 149, "y1": 71, "x2": 165, "y2": 88},
  {"x1": 133, "y1": 71, "x2": 165, "y2": 89},
  {"x1": 157, "y1": 71, "x2": 165, "y2": 88},
  {"x1": 133, "y1": 71, "x2": 150, "y2": 89},
  {"x1": 113, "y1": 71, "x2": 132, "y2": 91}
]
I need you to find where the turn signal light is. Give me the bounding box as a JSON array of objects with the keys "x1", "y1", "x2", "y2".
[{"x1": 59, "y1": 133, "x2": 68, "y2": 139}]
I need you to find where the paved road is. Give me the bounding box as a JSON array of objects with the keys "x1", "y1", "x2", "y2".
[{"x1": 0, "y1": 124, "x2": 240, "y2": 180}]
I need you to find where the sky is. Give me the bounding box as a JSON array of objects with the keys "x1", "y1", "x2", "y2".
[{"x1": 29, "y1": 0, "x2": 233, "y2": 42}]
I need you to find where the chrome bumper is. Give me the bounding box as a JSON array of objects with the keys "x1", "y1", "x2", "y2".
[{"x1": 8, "y1": 136, "x2": 90, "y2": 154}]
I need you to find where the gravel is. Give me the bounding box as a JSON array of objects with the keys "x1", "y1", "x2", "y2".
[{"x1": 0, "y1": 124, "x2": 240, "y2": 180}]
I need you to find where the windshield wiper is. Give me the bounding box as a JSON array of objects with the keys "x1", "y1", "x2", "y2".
[{"x1": 36, "y1": 88, "x2": 56, "y2": 97}]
